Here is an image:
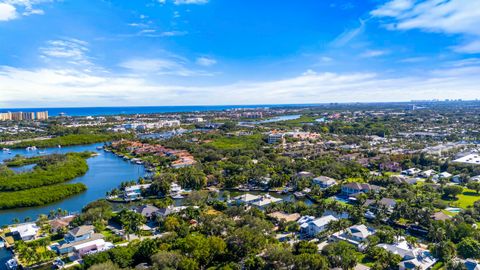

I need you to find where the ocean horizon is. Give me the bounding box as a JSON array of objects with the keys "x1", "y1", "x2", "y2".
[{"x1": 0, "y1": 104, "x2": 319, "y2": 117}]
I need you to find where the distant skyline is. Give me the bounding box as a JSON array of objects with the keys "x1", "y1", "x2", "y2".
[{"x1": 1, "y1": 0, "x2": 479, "y2": 107}]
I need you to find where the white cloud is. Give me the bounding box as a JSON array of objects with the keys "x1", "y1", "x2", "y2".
[
  {"x1": 40, "y1": 38, "x2": 93, "y2": 67},
  {"x1": 119, "y1": 58, "x2": 213, "y2": 77},
  {"x1": 370, "y1": 0, "x2": 414, "y2": 17},
  {"x1": 330, "y1": 20, "x2": 365, "y2": 47},
  {"x1": 371, "y1": 0, "x2": 480, "y2": 53},
  {"x1": 196, "y1": 57, "x2": 216, "y2": 66},
  {"x1": 0, "y1": 3, "x2": 17, "y2": 21},
  {"x1": 360, "y1": 50, "x2": 389, "y2": 58},
  {"x1": 0, "y1": 0, "x2": 51, "y2": 21},
  {"x1": 173, "y1": 0, "x2": 208, "y2": 5},
  {"x1": 2, "y1": 61, "x2": 480, "y2": 107}
]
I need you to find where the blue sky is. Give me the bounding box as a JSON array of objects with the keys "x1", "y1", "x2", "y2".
[{"x1": 0, "y1": 0, "x2": 479, "y2": 107}]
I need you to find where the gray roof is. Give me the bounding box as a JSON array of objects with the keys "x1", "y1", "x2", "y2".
[
  {"x1": 69, "y1": 225, "x2": 95, "y2": 237},
  {"x1": 135, "y1": 205, "x2": 160, "y2": 217}
]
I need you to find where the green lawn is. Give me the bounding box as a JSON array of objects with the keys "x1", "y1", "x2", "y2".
[
  {"x1": 207, "y1": 134, "x2": 264, "y2": 150},
  {"x1": 442, "y1": 188, "x2": 480, "y2": 209}
]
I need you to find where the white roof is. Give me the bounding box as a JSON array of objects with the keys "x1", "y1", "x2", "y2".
[
  {"x1": 73, "y1": 239, "x2": 106, "y2": 251},
  {"x1": 312, "y1": 215, "x2": 338, "y2": 228},
  {"x1": 11, "y1": 223, "x2": 39, "y2": 238},
  {"x1": 252, "y1": 196, "x2": 282, "y2": 207},
  {"x1": 125, "y1": 184, "x2": 151, "y2": 192},
  {"x1": 454, "y1": 154, "x2": 480, "y2": 165},
  {"x1": 234, "y1": 193, "x2": 261, "y2": 203}
]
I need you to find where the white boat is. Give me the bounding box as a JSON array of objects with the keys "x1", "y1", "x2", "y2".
[
  {"x1": 5, "y1": 258, "x2": 18, "y2": 270},
  {"x1": 57, "y1": 145, "x2": 61, "y2": 148},
  {"x1": 2, "y1": 148, "x2": 9, "y2": 152}
]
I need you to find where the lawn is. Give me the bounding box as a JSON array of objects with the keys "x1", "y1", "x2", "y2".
[
  {"x1": 442, "y1": 188, "x2": 480, "y2": 209},
  {"x1": 207, "y1": 134, "x2": 264, "y2": 150}
]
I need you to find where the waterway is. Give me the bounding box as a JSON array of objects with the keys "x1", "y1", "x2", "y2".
[
  {"x1": 238, "y1": 114, "x2": 301, "y2": 125},
  {"x1": 0, "y1": 143, "x2": 146, "y2": 226}
]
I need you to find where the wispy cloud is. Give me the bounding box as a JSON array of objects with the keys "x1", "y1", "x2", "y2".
[
  {"x1": 371, "y1": 0, "x2": 480, "y2": 53},
  {"x1": 330, "y1": 19, "x2": 366, "y2": 47},
  {"x1": 196, "y1": 57, "x2": 216, "y2": 66},
  {"x1": 39, "y1": 38, "x2": 94, "y2": 67},
  {"x1": 173, "y1": 0, "x2": 208, "y2": 5},
  {"x1": 360, "y1": 50, "x2": 389, "y2": 58},
  {"x1": 119, "y1": 58, "x2": 213, "y2": 77}
]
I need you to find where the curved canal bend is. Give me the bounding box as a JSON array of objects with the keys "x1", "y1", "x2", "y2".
[{"x1": 0, "y1": 143, "x2": 146, "y2": 226}]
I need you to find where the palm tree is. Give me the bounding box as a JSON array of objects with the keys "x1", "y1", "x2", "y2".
[{"x1": 119, "y1": 210, "x2": 145, "y2": 240}]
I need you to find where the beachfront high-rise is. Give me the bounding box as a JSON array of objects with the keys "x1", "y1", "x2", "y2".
[
  {"x1": 36, "y1": 111, "x2": 49, "y2": 120},
  {"x1": 0, "y1": 111, "x2": 49, "y2": 121}
]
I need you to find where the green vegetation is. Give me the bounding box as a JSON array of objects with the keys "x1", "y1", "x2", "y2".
[
  {"x1": 1, "y1": 133, "x2": 126, "y2": 149},
  {"x1": 0, "y1": 153, "x2": 90, "y2": 191},
  {"x1": 453, "y1": 188, "x2": 480, "y2": 209},
  {"x1": 0, "y1": 183, "x2": 86, "y2": 209},
  {"x1": 206, "y1": 134, "x2": 264, "y2": 150}
]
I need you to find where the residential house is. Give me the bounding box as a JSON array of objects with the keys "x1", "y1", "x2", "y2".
[
  {"x1": 377, "y1": 237, "x2": 437, "y2": 270},
  {"x1": 233, "y1": 193, "x2": 282, "y2": 210},
  {"x1": 296, "y1": 171, "x2": 314, "y2": 179},
  {"x1": 401, "y1": 168, "x2": 421, "y2": 176},
  {"x1": 298, "y1": 215, "x2": 338, "y2": 237},
  {"x1": 10, "y1": 223, "x2": 39, "y2": 241},
  {"x1": 123, "y1": 184, "x2": 151, "y2": 201},
  {"x1": 432, "y1": 172, "x2": 453, "y2": 182},
  {"x1": 134, "y1": 205, "x2": 160, "y2": 219},
  {"x1": 419, "y1": 169, "x2": 436, "y2": 178},
  {"x1": 330, "y1": 224, "x2": 376, "y2": 250},
  {"x1": 49, "y1": 215, "x2": 75, "y2": 233},
  {"x1": 312, "y1": 176, "x2": 337, "y2": 189},
  {"x1": 364, "y1": 198, "x2": 397, "y2": 212},
  {"x1": 341, "y1": 183, "x2": 383, "y2": 196},
  {"x1": 57, "y1": 225, "x2": 105, "y2": 255},
  {"x1": 431, "y1": 211, "x2": 452, "y2": 222}
]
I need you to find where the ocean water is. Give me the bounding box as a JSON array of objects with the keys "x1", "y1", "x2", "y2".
[{"x1": 0, "y1": 104, "x2": 315, "y2": 117}]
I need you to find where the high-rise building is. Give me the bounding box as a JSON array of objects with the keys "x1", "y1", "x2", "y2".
[
  {"x1": 11, "y1": 112, "x2": 23, "y2": 121},
  {"x1": 36, "y1": 111, "x2": 49, "y2": 120},
  {"x1": 0, "y1": 112, "x2": 12, "y2": 121},
  {"x1": 22, "y1": 112, "x2": 35, "y2": 120}
]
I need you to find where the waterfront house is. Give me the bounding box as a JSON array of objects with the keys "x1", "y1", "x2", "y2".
[
  {"x1": 251, "y1": 195, "x2": 282, "y2": 210},
  {"x1": 233, "y1": 194, "x2": 282, "y2": 210},
  {"x1": 312, "y1": 176, "x2": 337, "y2": 189},
  {"x1": 49, "y1": 215, "x2": 75, "y2": 233},
  {"x1": 123, "y1": 184, "x2": 151, "y2": 201},
  {"x1": 341, "y1": 183, "x2": 383, "y2": 196},
  {"x1": 134, "y1": 205, "x2": 161, "y2": 219},
  {"x1": 330, "y1": 224, "x2": 376, "y2": 250},
  {"x1": 57, "y1": 225, "x2": 105, "y2": 255},
  {"x1": 233, "y1": 193, "x2": 262, "y2": 205},
  {"x1": 10, "y1": 223, "x2": 39, "y2": 241},
  {"x1": 297, "y1": 215, "x2": 338, "y2": 237}
]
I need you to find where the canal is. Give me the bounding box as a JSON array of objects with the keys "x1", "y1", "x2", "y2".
[{"x1": 0, "y1": 143, "x2": 146, "y2": 226}]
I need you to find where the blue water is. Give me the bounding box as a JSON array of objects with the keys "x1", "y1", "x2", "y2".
[
  {"x1": 238, "y1": 114, "x2": 301, "y2": 125},
  {"x1": 0, "y1": 247, "x2": 13, "y2": 270},
  {"x1": 0, "y1": 104, "x2": 316, "y2": 117},
  {"x1": 0, "y1": 143, "x2": 146, "y2": 226}
]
